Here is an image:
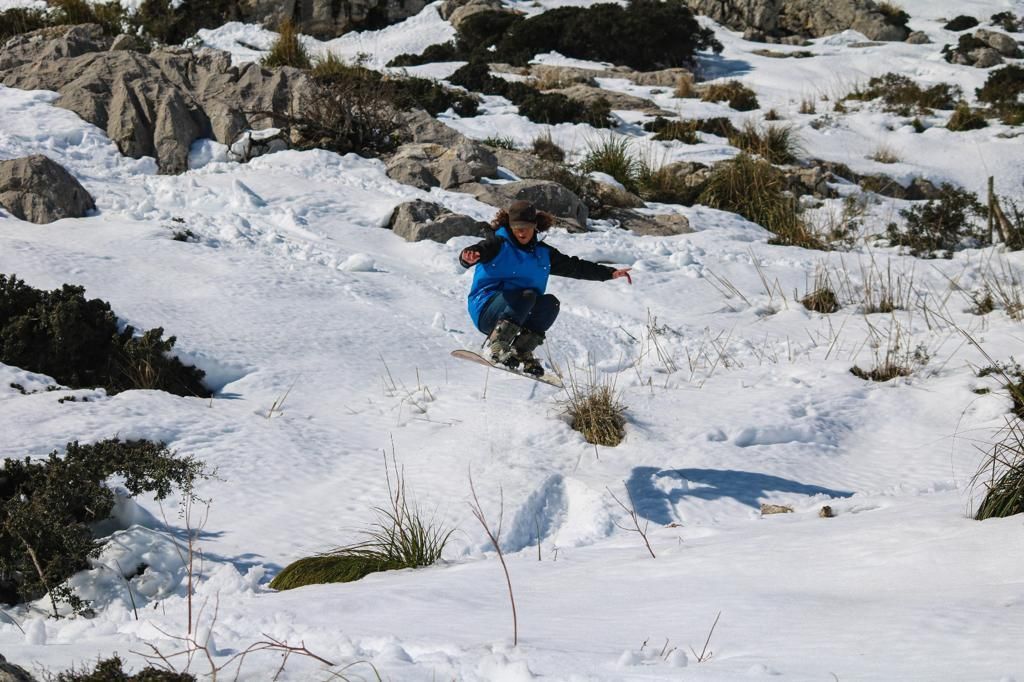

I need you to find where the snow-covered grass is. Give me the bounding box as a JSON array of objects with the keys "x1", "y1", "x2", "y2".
[{"x1": 2, "y1": 0, "x2": 1024, "y2": 679}]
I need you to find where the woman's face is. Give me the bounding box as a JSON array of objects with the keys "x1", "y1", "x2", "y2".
[{"x1": 511, "y1": 224, "x2": 536, "y2": 245}]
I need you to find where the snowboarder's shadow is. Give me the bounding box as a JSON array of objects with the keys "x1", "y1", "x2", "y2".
[{"x1": 626, "y1": 466, "x2": 854, "y2": 525}]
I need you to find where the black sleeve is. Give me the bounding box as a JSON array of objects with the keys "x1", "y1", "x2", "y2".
[
  {"x1": 459, "y1": 233, "x2": 503, "y2": 268},
  {"x1": 547, "y1": 244, "x2": 615, "y2": 281}
]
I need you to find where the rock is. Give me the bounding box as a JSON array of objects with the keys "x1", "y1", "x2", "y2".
[
  {"x1": 975, "y1": 29, "x2": 1021, "y2": 57},
  {"x1": 858, "y1": 174, "x2": 941, "y2": 200},
  {"x1": 687, "y1": 0, "x2": 909, "y2": 42},
  {"x1": 760, "y1": 503, "x2": 794, "y2": 515},
  {"x1": 237, "y1": 0, "x2": 431, "y2": 39},
  {"x1": 228, "y1": 128, "x2": 290, "y2": 162},
  {"x1": 591, "y1": 181, "x2": 646, "y2": 209},
  {"x1": 630, "y1": 68, "x2": 695, "y2": 87},
  {"x1": 1, "y1": 27, "x2": 310, "y2": 174},
  {"x1": 0, "y1": 155, "x2": 96, "y2": 224},
  {"x1": 399, "y1": 110, "x2": 469, "y2": 146},
  {"x1": 602, "y1": 208, "x2": 691, "y2": 235},
  {"x1": 543, "y1": 84, "x2": 669, "y2": 115},
  {"x1": 0, "y1": 23, "x2": 109, "y2": 72},
  {"x1": 0, "y1": 654, "x2": 36, "y2": 682},
  {"x1": 969, "y1": 47, "x2": 1004, "y2": 68},
  {"x1": 446, "y1": 0, "x2": 511, "y2": 29},
  {"x1": 108, "y1": 33, "x2": 147, "y2": 52},
  {"x1": 387, "y1": 200, "x2": 489, "y2": 242},
  {"x1": 455, "y1": 180, "x2": 589, "y2": 231},
  {"x1": 905, "y1": 31, "x2": 931, "y2": 44},
  {"x1": 385, "y1": 141, "x2": 498, "y2": 190},
  {"x1": 491, "y1": 148, "x2": 564, "y2": 181}
]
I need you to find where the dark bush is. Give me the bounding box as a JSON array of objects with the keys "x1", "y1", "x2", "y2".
[
  {"x1": 449, "y1": 62, "x2": 611, "y2": 126},
  {"x1": 885, "y1": 184, "x2": 987, "y2": 257},
  {"x1": 388, "y1": 41, "x2": 461, "y2": 67},
  {"x1": 0, "y1": 7, "x2": 49, "y2": 40},
  {"x1": 129, "y1": 0, "x2": 238, "y2": 46},
  {"x1": 490, "y1": 0, "x2": 721, "y2": 71},
  {"x1": 532, "y1": 134, "x2": 566, "y2": 162},
  {"x1": 990, "y1": 11, "x2": 1024, "y2": 32},
  {"x1": 946, "y1": 102, "x2": 988, "y2": 131},
  {"x1": 700, "y1": 80, "x2": 760, "y2": 111},
  {"x1": 0, "y1": 439, "x2": 207, "y2": 612},
  {"x1": 390, "y1": 76, "x2": 480, "y2": 117},
  {"x1": 0, "y1": 275, "x2": 209, "y2": 397},
  {"x1": 878, "y1": 2, "x2": 910, "y2": 28},
  {"x1": 848, "y1": 73, "x2": 961, "y2": 114},
  {"x1": 977, "y1": 65, "x2": 1024, "y2": 105},
  {"x1": 457, "y1": 9, "x2": 524, "y2": 57},
  {"x1": 643, "y1": 117, "x2": 700, "y2": 143},
  {"x1": 944, "y1": 15, "x2": 979, "y2": 31},
  {"x1": 55, "y1": 655, "x2": 196, "y2": 681}
]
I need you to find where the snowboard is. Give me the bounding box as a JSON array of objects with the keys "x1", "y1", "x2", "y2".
[{"x1": 451, "y1": 349, "x2": 564, "y2": 388}]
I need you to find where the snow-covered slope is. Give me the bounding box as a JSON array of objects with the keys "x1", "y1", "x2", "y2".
[{"x1": 2, "y1": 1, "x2": 1024, "y2": 679}]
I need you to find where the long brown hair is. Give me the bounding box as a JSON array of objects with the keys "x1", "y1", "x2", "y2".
[{"x1": 490, "y1": 207, "x2": 555, "y2": 232}]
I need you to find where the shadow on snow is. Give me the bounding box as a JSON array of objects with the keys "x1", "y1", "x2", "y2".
[{"x1": 626, "y1": 466, "x2": 853, "y2": 525}]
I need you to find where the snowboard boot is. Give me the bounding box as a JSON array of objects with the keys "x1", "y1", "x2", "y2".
[
  {"x1": 512, "y1": 329, "x2": 545, "y2": 377},
  {"x1": 487, "y1": 319, "x2": 522, "y2": 368}
]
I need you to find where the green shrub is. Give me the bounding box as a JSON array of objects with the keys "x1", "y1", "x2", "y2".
[
  {"x1": 55, "y1": 655, "x2": 196, "y2": 681},
  {"x1": 847, "y1": 73, "x2": 961, "y2": 114},
  {"x1": 0, "y1": 275, "x2": 209, "y2": 397},
  {"x1": 946, "y1": 102, "x2": 988, "y2": 131},
  {"x1": 727, "y1": 121, "x2": 801, "y2": 164},
  {"x1": 261, "y1": 19, "x2": 311, "y2": 69},
  {"x1": 700, "y1": 80, "x2": 760, "y2": 111},
  {"x1": 388, "y1": 41, "x2": 460, "y2": 67},
  {"x1": 270, "y1": 460, "x2": 452, "y2": 590},
  {"x1": 635, "y1": 164, "x2": 697, "y2": 204},
  {"x1": 944, "y1": 15, "x2": 979, "y2": 31},
  {"x1": 698, "y1": 155, "x2": 822, "y2": 248},
  {"x1": 885, "y1": 184, "x2": 987, "y2": 257},
  {"x1": 0, "y1": 439, "x2": 207, "y2": 613},
  {"x1": 482, "y1": 136, "x2": 517, "y2": 149},
  {"x1": 491, "y1": 0, "x2": 721, "y2": 71}
]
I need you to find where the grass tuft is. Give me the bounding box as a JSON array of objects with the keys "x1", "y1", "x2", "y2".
[
  {"x1": 261, "y1": 19, "x2": 311, "y2": 69},
  {"x1": 560, "y1": 364, "x2": 627, "y2": 447},
  {"x1": 700, "y1": 80, "x2": 759, "y2": 111},
  {"x1": 972, "y1": 418, "x2": 1024, "y2": 520},
  {"x1": 579, "y1": 136, "x2": 640, "y2": 193},
  {"x1": 270, "y1": 455, "x2": 452, "y2": 590},
  {"x1": 728, "y1": 121, "x2": 802, "y2": 164}
]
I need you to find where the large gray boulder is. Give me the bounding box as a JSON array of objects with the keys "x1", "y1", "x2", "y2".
[
  {"x1": 455, "y1": 180, "x2": 589, "y2": 232},
  {"x1": 492, "y1": 148, "x2": 564, "y2": 181},
  {"x1": 688, "y1": 0, "x2": 910, "y2": 41},
  {"x1": 602, "y1": 208, "x2": 691, "y2": 236},
  {"x1": 388, "y1": 200, "x2": 489, "y2": 242},
  {"x1": 1, "y1": 25, "x2": 309, "y2": 174},
  {"x1": 544, "y1": 84, "x2": 669, "y2": 115},
  {"x1": 238, "y1": 0, "x2": 431, "y2": 39},
  {"x1": 0, "y1": 155, "x2": 96, "y2": 224},
  {"x1": 385, "y1": 141, "x2": 498, "y2": 190}
]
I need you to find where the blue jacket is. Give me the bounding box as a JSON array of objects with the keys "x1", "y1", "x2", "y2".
[{"x1": 462, "y1": 227, "x2": 614, "y2": 330}]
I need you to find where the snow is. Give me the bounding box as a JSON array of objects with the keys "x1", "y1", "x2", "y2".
[{"x1": 2, "y1": 0, "x2": 1024, "y2": 679}]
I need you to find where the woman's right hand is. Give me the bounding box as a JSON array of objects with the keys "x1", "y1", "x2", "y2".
[{"x1": 461, "y1": 248, "x2": 481, "y2": 265}]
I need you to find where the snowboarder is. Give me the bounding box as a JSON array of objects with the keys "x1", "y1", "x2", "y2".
[{"x1": 459, "y1": 200, "x2": 632, "y2": 376}]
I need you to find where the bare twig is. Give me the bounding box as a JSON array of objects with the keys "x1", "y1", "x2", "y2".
[
  {"x1": 690, "y1": 611, "x2": 722, "y2": 663},
  {"x1": 468, "y1": 471, "x2": 518, "y2": 646},
  {"x1": 607, "y1": 485, "x2": 656, "y2": 558}
]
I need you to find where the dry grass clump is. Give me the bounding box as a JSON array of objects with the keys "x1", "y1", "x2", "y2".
[
  {"x1": 270, "y1": 457, "x2": 452, "y2": 590},
  {"x1": 643, "y1": 117, "x2": 700, "y2": 144},
  {"x1": 946, "y1": 102, "x2": 988, "y2": 131},
  {"x1": 700, "y1": 80, "x2": 760, "y2": 111},
  {"x1": 801, "y1": 268, "x2": 840, "y2": 313},
  {"x1": 698, "y1": 154, "x2": 824, "y2": 249},
  {"x1": 972, "y1": 418, "x2": 1024, "y2": 520},
  {"x1": 674, "y1": 73, "x2": 697, "y2": 98},
  {"x1": 561, "y1": 365, "x2": 627, "y2": 447},
  {"x1": 849, "y1": 317, "x2": 929, "y2": 382},
  {"x1": 261, "y1": 19, "x2": 311, "y2": 69},
  {"x1": 727, "y1": 121, "x2": 802, "y2": 164},
  {"x1": 868, "y1": 143, "x2": 901, "y2": 164},
  {"x1": 532, "y1": 133, "x2": 566, "y2": 162}
]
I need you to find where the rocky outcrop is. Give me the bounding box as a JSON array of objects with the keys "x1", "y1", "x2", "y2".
[
  {"x1": 238, "y1": 0, "x2": 431, "y2": 39},
  {"x1": 601, "y1": 208, "x2": 691, "y2": 235},
  {"x1": 385, "y1": 141, "x2": 498, "y2": 190},
  {"x1": 455, "y1": 180, "x2": 589, "y2": 231},
  {"x1": 0, "y1": 654, "x2": 36, "y2": 682},
  {"x1": 492, "y1": 63, "x2": 693, "y2": 91},
  {"x1": 688, "y1": 0, "x2": 910, "y2": 42},
  {"x1": 0, "y1": 155, "x2": 96, "y2": 224},
  {"x1": 944, "y1": 29, "x2": 1022, "y2": 67},
  {"x1": 441, "y1": 0, "x2": 510, "y2": 30},
  {"x1": 491, "y1": 148, "x2": 563, "y2": 181},
  {"x1": 388, "y1": 200, "x2": 489, "y2": 242},
  {"x1": 1, "y1": 25, "x2": 309, "y2": 174},
  {"x1": 543, "y1": 84, "x2": 669, "y2": 115}
]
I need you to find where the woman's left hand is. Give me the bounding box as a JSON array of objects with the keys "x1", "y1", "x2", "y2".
[{"x1": 612, "y1": 268, "x2": 633, "y2": 285}]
